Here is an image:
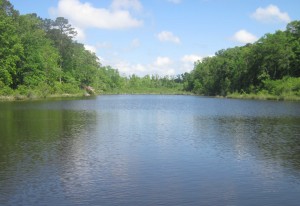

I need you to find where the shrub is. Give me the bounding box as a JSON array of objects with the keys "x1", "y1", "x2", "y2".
[
  {"x1": 0, "y1": 86, "x2": 14, "y2": 96},
  {"x1": 263, "y1": 77, "x2": 300, "y2": 96}
]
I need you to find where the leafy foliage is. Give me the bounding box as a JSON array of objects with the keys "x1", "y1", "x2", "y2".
[
  {"x1": 184, "y1": 21, "x2": 300, "y2": 99},
  {"x1": 1, "y1": 0, "x2": 299, "y2": 100},
  {"x1": 0, "y1": 1, "x2": 182, "y2": 99}
]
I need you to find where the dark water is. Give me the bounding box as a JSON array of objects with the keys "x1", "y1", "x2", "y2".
[{"x1": 0, "y1": 95, "x2": 300, "y2": 206}]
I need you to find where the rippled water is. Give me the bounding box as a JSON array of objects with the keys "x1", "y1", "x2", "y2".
[{"x1": 0, "y1": 95, "x2": 300, "y2": 206}]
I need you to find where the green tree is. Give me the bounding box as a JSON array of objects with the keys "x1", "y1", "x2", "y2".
[
  {"x1": 45, "y1": 17, "x2": 77, "y2": 82},
  {"x1": 255, "y1": 31, "x2": 293, "y2": 79},
  {"x1": 0, "y1": 0, "x2": 23, "y2": 88},
  {"x1": 17, "y1": 14, "x2": 60, "y2": 87},
  {"x1": 286, "y1": 21, "x2": 300, "y2": 76},
  {"x1": 69, "y1": 42, "x2": 100, "y2": 87}
]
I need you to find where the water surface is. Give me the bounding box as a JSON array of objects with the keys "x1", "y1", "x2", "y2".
[{"x1": 0, "y1": 95, "x2": 300, "y2": 205}]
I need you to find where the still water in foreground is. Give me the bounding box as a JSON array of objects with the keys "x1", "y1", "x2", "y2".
[{"x1": 0, "y1": 95, "x2": 300, "y2": 206}]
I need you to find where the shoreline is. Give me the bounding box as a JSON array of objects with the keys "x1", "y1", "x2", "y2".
[
  {"x1": 0, "y1": 93, "x2": 89, "y2": 102},
  {"x1": 226, "y1": 93, "x2": 300, "y2": 102},
  {"x1": 0, "y1": 91, "x2": 299, "y2": 102}
]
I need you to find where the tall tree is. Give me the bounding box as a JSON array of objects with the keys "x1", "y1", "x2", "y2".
[
  {"x1": 45, "y1": 17, "x2": 77, "y2": 82},
  {"x1": 0, "y1": 0, "x2": 23, "y2": 88},
  {"x1": 17, "y1": 14, "x2": 60, "y2": 87},
  {"x1": 0, "y1": 0, "x2": 18, "y2": 18},
  {"x1": 286, "y1": 21, "x2": 300, "y2": 76},
  {"x1": 69, "y1": 42, "x2": 99, "y2": 86}
]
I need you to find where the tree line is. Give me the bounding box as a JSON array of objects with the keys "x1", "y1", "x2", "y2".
[
  {"x1": 0, "y1": 0, "x2": 182, "y2": 98},
  {"x1": 1, "y1": 0, "x2": 299, "y2": 100},
  {"x1": 183, "y1": 21, "x2": 300, "y2": 99}
]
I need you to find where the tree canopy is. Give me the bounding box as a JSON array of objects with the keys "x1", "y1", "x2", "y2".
[
  {"x1": 0, "y1": 0, "x2": 299, "y2": 100},
  {"x1": 184, "y1": 21, "x2": 300, "y2": 99}
]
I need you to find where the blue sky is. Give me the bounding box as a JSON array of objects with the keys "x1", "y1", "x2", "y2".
[{"x1": 10, "y1": 0, "x2": 300, "y2": 76}]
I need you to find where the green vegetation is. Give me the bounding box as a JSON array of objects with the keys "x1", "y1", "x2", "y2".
[
  {"x1": 1, "y1": 0, "x2": 299, "y2": 101},
  {"x1": 227, "y1": 77, "x2": 300, "y2": 101},
  {"x1": 184, "y1": 21, "x2": 300, "y2": 100},
  {"x1": 0, "y1": 0, "x2": 182, "y2": 101},
  {"x1": 104, "y1": 74, "x2": 187, "y2": 95}
]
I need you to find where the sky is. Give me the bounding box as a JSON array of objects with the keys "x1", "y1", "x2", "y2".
[{"x1": 9, "y1": 0, "x2": 300, "y2": 77}]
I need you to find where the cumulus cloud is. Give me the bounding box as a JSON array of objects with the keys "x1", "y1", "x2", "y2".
[
  {"x1": 150, "y1": 56, "x2": 175, "y2": 76},
  {"x1": 105, "y1": 56, "x2": 177, "y2": 76},
  {"x1": 232, "y1": 30, "x2": 258, "y2": 44},
  {"x1": 180, "y1": 54, "x2": 203, "y2": 74},
  {"x1": 73, "y1": 26, "x2": 86, "y2": 41},
  {"x1": 154, "y1": 56, "x2": 172, "y2": 67},
  {"x1": 251, "y1": 4, "x2": 291, "y2": 23},
  {"x1": 157, "y1": 31, "x2": 181, "y2": 44},
  {"x1": 181, "y1": 54, "x2": 203, "y2": 63},
  {"x1": 84, "y1": 44, "x2": 97, "y2": 53},
  {"x1": 103, "y1": 53, "x2": 214, "y2": 77},
  {"x1": 114, "y1": 61, "x2": 147, "y2": 75},
  {"x1": 114, "y1": 62, "x2": 168, "y2": 76},
  {"x1": 49, "y1": 0, "x2": 143, "y2": 30}
]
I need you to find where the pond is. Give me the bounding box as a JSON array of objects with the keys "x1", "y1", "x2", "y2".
[{"x1": 0, "y1": 95, "x2": 300, "y2": 205}]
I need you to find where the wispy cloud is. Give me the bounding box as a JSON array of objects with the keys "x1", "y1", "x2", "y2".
[
  {"x1": 111, "y1": 0, "x2": 142, "y2": 11},
  {"x1": 251, "y1": 4, "x2": 291, "y2": 23},
  {"x1": 157, "y1": 31, "x2": 181, "y2": 44},
  {"x1": 96, "y1": 42, "x2": 112, "y2": 49}
]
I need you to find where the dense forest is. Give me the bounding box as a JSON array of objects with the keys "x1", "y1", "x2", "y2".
[
  {"x1": 0, "y1": 0, "x2": 300, "y2": 100},
  {"x1": 183, "y1": 21, "x2": 300, "y2": 100},
  {"x1": 0, "y1": 0, "x2": 183, "y2": 99}
]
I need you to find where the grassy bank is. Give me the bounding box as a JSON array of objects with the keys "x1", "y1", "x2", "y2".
[
  {"x1": 103, "y1": 87, "x2": 191, "y2": 95},
  {"x1": 0, "y1": 93, "x2": 90, "y2": 102},
  {"x1": 0, "y1": 86, "x2": 190, "y2": 102},
  {"x1": 0, "y1": 82, "x2": 96, "y2": 101},
  {"x1": 2, "y1": 90, "x2": 299, "y2": 102},
  {"x1": 227, "y1": 77, "x2": 300, "y2": 101},
  {"x1": 1, "y1": 82, "x2": 299, "y2": 102},
  {"x1": 227, "y1": 92, "x2": 300, "y2": 101}
]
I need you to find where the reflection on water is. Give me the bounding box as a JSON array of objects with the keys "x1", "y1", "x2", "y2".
[
  {"x1": 192, "y1": 116, "x2": 300, "y2": 174},
  {"x1": 0, "y1": 95, "x2": 300, "y2": 206}
]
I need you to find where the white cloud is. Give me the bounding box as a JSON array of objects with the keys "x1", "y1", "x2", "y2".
[
  {"x1": 167, "y1": 0, "x2": 182, "y2": 4},
  {"x1": 157, "y1": 31, "x2": 181, "y2": 44},
  {"x1": 50, "y1": 0, "x2": 143, "y2": 30},
  {"x1": 154, "y1": 56, "x2": 172, "y2": 67},
  {"x1": 102, "y1": 54, "x2": 214, "y2": 77},
  {"x1": 97, "y1": 55, "x2": 105, "y2": 62},
  {"x1": 84, "y1": 44, "x2": 97, "y2": 53},
  {"x1": 111, "y1": 0, "x2": 142, "y2": 11},
  {"x1": 251, "y1": 4, "x2": 291, "y2": 23},
  {"x1": 105, "y1": 56, "x2": 176, "y2": 76},
  {"x1": 181, "y1": 54, "x2": 203, "y2": 63},
  {"x1": 180, "y1": 54, "x2": 203, "y2": 74},
  {"x1": 114, "y1": 61, "x2": 147, "y2": 75},
  {"x1": 73, "y1": 26, "x2": 86, "y2": 41},
  {"x1": 232, "y1": 30, "x2": 258, "y2": 44}
]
